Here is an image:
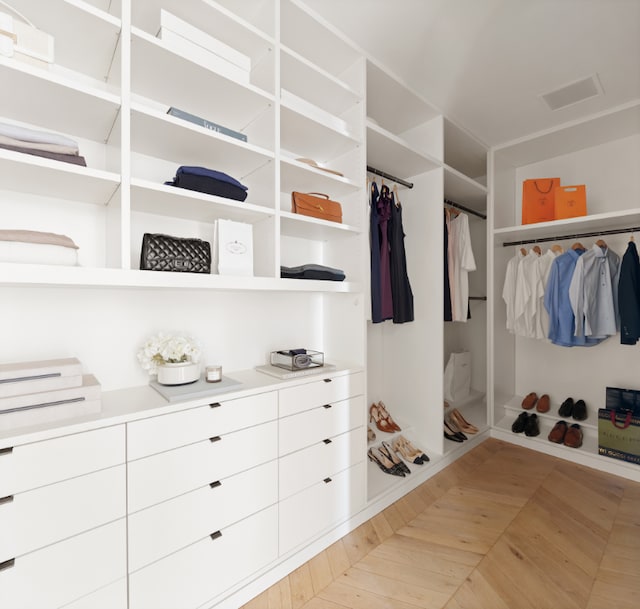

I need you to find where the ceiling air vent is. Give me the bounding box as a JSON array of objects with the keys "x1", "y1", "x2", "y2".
[{"x1": 540, "y1": 74, "x2": 604, "y2": 111}]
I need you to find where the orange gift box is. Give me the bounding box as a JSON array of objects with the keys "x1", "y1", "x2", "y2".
[
  {"x1": 554, "y1": 185, "x2": 587, "y2": 220},
  {"x1": 522, "y1": 178, "x2": 560, "y2": 224}
]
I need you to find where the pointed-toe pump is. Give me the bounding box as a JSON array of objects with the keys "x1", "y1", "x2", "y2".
[
  {"x1": 450, "y1": 408, "x2": 479, "y2": 434},
  {"x1": 380, "y1": 441, "x2": 411, "y2": 474},
  {"x1": 444, "y1": 421, "x2": 464, "y2": 442},
  {"x1": 369, "y1": 403, "x2": 395, "y2": 433},
  {"x1": 368, "y1": 446, "x2": 406, "y2": 477},
  {"x1": 377, "y1": 400, "x2": 402, "y2": 432}
]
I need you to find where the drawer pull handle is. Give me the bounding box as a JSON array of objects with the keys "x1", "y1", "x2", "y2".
[
  {"x1": 0, "y1": 558, "x2": 15, "y2": 572},
  {"x1": 323, "y1": 378, "x2": 332, "y2": 383},
  {"x1": 210, "y1": 530, "x2": 222, "y2": 541},
  {"x1": 323, "y1": 477, "x2": 332, "y2": 484},
  {"x1": 323, "y1": 438, "x2": 332, "y2": 445},
  {"x1": 209, "y1": 436, "x2": 222, "y2": 443},
  {"x1": 0, "y1": 447, "x2": 13, "y2": 456},
  {"x1": 0, "y1": 495, "x2": 13, "y2": 506},
  {"x1": 209, "y1": 402, "x2": 222, "y2": 409},
  {"x1": 322, "y1": 404, "x2": 332, "y2": 409},
  {"x1": 209, "y1": 480, "x2": 222, "y2": 489}
]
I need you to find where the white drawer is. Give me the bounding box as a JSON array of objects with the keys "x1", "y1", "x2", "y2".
[
  {"x1": 0, "y1": 465, "x2": 125, "y2": 564},
  {"x1": 279, "y1": 461, "x2": 365, "y2": 556},
  {"x1": 129, "y1": 505, "x2": 278, "y2": 609},
  {"x1": 128, "y1": 391, "x2": 277, "y2": 460},
  {"x1": 0, "y1": 425, "x2": 124, "y2": 497},
  {"x1": 128, "y1": 420, "x2": 277, "y2": 512},
  {"x1": 62, "y1": 578, "x2": 127, "y2": 609},
  {"x1": 128, "y1": 460, "x2": 277, "y2": 571},
  {"x1": 279, "y1": 371, "x2": 365, "y2": 417},
  {"x1": 279, "y1": 395, "x2": 364, "y2": 455},
  {"x1": 279, "y1": 428, "x2": 365, "y2": 499},
  {"x1": 0, "y1": 519, "x2": 126, "y2": 609}
]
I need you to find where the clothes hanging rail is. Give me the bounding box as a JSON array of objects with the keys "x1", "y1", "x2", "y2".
[
  {"x1": 469, "y1": 296, "x2": 487, "y2": 301},
  {"x1": 367, "y1": 165, "x2": 413, "y2": 189},
  {"x1": 444, "y1": 198, "x2": 487, "y2": 220},
  {"x1": 502, "y1": 225, "x2": 640, "y2": 247}
]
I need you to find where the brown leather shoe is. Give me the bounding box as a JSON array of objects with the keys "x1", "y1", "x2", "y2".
[
  {"x1": 536, "y1": 394, "x2": 550, "y2": 413},
  {"x1": 563, "y1": 423, "x2": 583, "y2": 448},
  {"x1": 522, "y1": 392, "x2": 538, "y2": 410},
  {"x1": 548, "y1": 420, "x2": 567, "y2": 443}
]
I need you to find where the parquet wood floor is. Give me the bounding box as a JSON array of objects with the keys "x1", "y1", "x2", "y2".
[{"x1": 241, "y1": 439, "x2": 640, "y2": 609}]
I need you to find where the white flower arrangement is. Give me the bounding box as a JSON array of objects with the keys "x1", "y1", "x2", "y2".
[{"x1": 137, "y1": 332, "x2": 201, "y2": 375}]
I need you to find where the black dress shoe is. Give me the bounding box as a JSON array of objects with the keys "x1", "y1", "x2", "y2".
[
  {"x1": 511, "y1": 412, "x2": 529, "y2": 433},
  {"x1": 559, "y1": 397, "x2": 574, "y2": 417},
  {"x1": 572, "y1": 399, "x2": 587, "y2": 421},
  {"x1": 524, "y1": 413, "x2": 540, "y2": 437}
]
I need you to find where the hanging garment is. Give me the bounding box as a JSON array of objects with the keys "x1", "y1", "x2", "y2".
[
  {"x1": 513, "y1": 249, "x2": 541, "y2": 338},
  {"x1": 444, "y1": 210, "x2": 453, "y2": 321},
  {"x1": 534, "y1": 249, "x2": 558, "y2": 339},
  {"x1": 618, "y1": 240, "x2": 640, "y2": 345},
  {"x1": 369, "y1": 181, "x2": 383, "y2": 323},
  {"x1": 448, "y1": 212, "x2": 476, "y2": 322},
  {"x1": 544, "y1": 248, "x2": 602, "y2": 347},
  {"x1": 377, "y1": 184, "x2": 394, "y2": 321},
  {"x1": 502, "y1": 249, "x2": 526, "y2": 333},
  {"x1": 569, "y1": 243, "x2": 620, "y2": 339},
  {"x1": 389, "y1": 190, "x2": 414, "y2": 323}
]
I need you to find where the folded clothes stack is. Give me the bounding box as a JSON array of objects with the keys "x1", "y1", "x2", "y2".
[
  {"x1": 280, "y1": 263, "x2": 345, "y2": 281},
  {"x1": 0, "y1": 121, "x2": 86, "y2": 166},
  {"x1": 0, "y1": 229, "x2": 79, "y2": 265}
]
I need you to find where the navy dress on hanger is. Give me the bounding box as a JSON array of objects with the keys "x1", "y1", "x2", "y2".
[
  {"x1": 389, "y1": 189, "x2": 414, "y2": 323},
  {"x1": 370, "y1": 181, "x2": 383, "y2": 323},
  {"x1": 377, "y1": 184, "x2": 394, "y2": 321}
]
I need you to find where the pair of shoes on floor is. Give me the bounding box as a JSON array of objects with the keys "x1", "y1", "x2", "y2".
[
  {"x1": 521, "y1": 392, "x2": 550, "y2": 413},
  {"x1": 548, "y1": 420, "x2": 583, "y2": 448},
  {"x1": 511, "y1": 412, "x2": 540, "y2": 436},
  {"x1": 392, "y1": 435, "x2": 429, "y2": 465},
  {"x1": 448, "y1": 408, "x2": 479, "y2": 434},
  {"x1": 368, "y1": 441, "x2": 410, "y2": 477},
  {"x1": 444, "y1": 419, "x2": 467, "y2": 442},
  {"x1": 369, "y1": 401, "x2": 401, "y2": 433},
  {"x1": 558, "y1": 398, "x2": 587, "y2": 421}
]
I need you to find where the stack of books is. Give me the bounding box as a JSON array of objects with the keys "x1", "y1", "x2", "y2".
[{"x1": 0, "y1": 358, "x2": 101, "y2": 431}]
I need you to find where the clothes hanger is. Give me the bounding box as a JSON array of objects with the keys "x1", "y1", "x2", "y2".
[
  {"x1": 393, "y1": 184, "x2": 401, "y2": 207},
  {"x1": 532, "y1": 245, "x2": 542, "y2": 255},
  {"x1": 596, "y1": 238, "x2": 607, "y2": 249},
  {"x1": 520, "y1": 247, "x2": 527, "y2": 256},
  {"x1": 551, "y1": 244, "x2": 564, "y2": 254},
  {"x1": 571, "y1": 242, "x2": 585, "y2": 250}
]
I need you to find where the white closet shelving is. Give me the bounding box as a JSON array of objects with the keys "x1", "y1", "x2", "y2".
[{"x1": 489, "y1": 100, "x2": 640, "y2": 481}]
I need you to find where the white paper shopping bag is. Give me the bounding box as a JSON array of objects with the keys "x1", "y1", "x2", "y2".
[{"x1": 213, "y1": 219, "x2": 253, "y2": 276}]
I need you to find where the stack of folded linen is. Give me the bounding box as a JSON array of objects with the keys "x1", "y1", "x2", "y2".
[
  {"x1": 0, "y1": 121, "x2": 86, "y2": 166},
  {"x1": 0, "y1": 358, "x2": 102, "y2": 431},
  {"x1": 0, "y1": 229, "x2": 79, "y2": 265}
]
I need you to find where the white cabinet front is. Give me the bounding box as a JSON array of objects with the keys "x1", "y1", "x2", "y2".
[
  {"x1": 129, "y1": 505, "x2": 278, "y2": 609},
  {"x1": 62, "y1": 578, "x2": 127, "y2": 609}
]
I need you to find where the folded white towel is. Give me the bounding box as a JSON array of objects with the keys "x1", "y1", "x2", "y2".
[
  {"x1": 0, "y1": 121, "x2": 79, "y2": 149},
  {"x1": 0, "y1": 134, "x2": 79, "y2": 155}
]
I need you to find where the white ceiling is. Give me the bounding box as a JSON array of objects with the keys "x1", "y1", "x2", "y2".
[{"x1": 303, "y1": 0, "x2": 640, "y2": 148}]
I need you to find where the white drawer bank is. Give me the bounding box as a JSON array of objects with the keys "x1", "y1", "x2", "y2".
[{"x1": 0, "y1": 366, "x2": 365, "y2": 609}]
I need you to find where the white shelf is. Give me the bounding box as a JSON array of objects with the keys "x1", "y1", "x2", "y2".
[
  {"x1": 444, "y1": 165, "x2": 488, "y2": 212},
  {"x1": 0, "y1": 58, "x2": 120, "y2": 142},
  {"x1": 280, "y1": 46, "x2": 361, "y2": 117},
  {"x1": 366, "y1": 120, "x2": 440, "y2": 179},
  {"x1": 130, "y1": 103, "x2": 274, "y2": 178},
  {"x1": 494, "y1": 208, "x2": 640, "y2": 244},
  {"x1": 130, "y1": 27, "x2": 274, "y2": 130},
  {"x1": 0, "y1": 263, "x2": 361, "y2": 293},
  {"x1": 130, "y1": 179, "x2": 274, "y2": 224},
  {"x1": 280, "y1": 158, "x2": 359, "y2": 197},
  {"x1": 0, "y1": 148, "x2": 120, "y2": 204},
  {"x1": 280, "y1": 212, "x2": 361, "y2": 241},
  {"x1": 501, "y1": 394, "x2": 597, "y2": 430},
  {"x1": 281, "y1": 104, "x2": 360, "y2": 163}
]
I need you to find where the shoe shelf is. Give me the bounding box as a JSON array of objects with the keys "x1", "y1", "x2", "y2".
[
  {"x1": 443, "y1": 393, "x2": 488, "y2": 456},
  {"x1": 502, "y1": 395, "x2": 598, "y2": 432}
]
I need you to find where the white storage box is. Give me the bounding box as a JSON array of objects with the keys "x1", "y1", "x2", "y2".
[
  {"x1": 213, "y1": 219, "x2": 253, "y2": 277},
  {"x1": 158, "y1": 10, "x2": 250, "y2": 84},
  {"x1": 0, "y1": 10, "x2": 54, "y2": 68}
]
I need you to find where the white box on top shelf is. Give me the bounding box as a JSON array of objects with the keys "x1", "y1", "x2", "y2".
[{"x1": 158, "y1": 10, "x2": 250, "y2": 83}]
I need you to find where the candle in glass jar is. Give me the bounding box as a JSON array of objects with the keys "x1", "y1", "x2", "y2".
[{"x1": 206, "y1": 365, "x2": 222, "y2": 383}]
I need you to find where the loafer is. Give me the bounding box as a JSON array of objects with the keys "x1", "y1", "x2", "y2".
[
  {"x1": 536, "y1": 394, "x2": 551, "y2": 413},
  {"x1": 548, "y1": 420, "x2": 568, "y2": 443},
  {"x1": 563, "y1": 423, "x2": 583, "y2": 448},
  {"x1": 558, "y1": 397, "x2": 574, "y2": 418},
  {"x1": 524, "y1": 413, "x2": 540, "y2": 437},
  {"x1": 511, "y1": 412, "x2": 529, "y2": 433},
  {"x1": 522, "y1": 392, "x2": 538, "y2": 410},
  {"x1": 572, "y1": 399, "x2": 587, "y2": 421}
]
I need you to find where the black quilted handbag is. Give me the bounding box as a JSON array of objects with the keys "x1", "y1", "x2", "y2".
[{"x1": 140, "y1": 233, "x2": 211, "y2": 274}]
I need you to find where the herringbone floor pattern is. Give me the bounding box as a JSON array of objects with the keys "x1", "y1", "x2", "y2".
[{"x1": 242, "y1": 438, "x2": 640, "y2": 609}]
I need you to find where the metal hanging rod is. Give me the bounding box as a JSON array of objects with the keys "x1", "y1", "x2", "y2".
[
  {"x1": 502, "y1": 225, "x2": 640, "y2": 247},
  {"x1": 367, "y1": 165, "x2": 413, "y2": 189},
  {"x1": 469, "y1": 296, "x2": 487, "y2": 301},
  {"x1": 444, "y1": 198, "x2": 487, "y2": 220}
]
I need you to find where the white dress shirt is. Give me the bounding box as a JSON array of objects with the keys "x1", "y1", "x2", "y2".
[
  {"x1": 502, "y1": 249, "x2": 526, "y2": 333},
  {"x1": 449, "y1": 213, "x2": 476, "y2": 322}
]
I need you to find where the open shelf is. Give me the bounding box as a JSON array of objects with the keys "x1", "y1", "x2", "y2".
[
  {"x1": 444, "y1": 166, "x2": 488, "y2": 212},
  {"x1": 280, "y1": 157, "x2": 359, "y2": 197},
  {"x1": 280, "y1": 212, "x2": 360, "y2": 241}
]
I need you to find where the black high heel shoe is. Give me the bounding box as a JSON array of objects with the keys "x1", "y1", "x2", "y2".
[
  {"x1": 444, "y1": 421, "x2": 464, "y2": 442},
  {"x1": 380, "y1": 441, "x2": 411, "y2": 475},
  {"x1": 445, "y1": 418, "x2": 467, "y2": 440},
  {"x1": 367, "y1": 447, "x2": 406, "y2": 477}
]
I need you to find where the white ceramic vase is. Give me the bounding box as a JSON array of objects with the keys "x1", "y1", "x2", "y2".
[{"x1": 156, "y1": 361, "x2": 200, "y2": 385}]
